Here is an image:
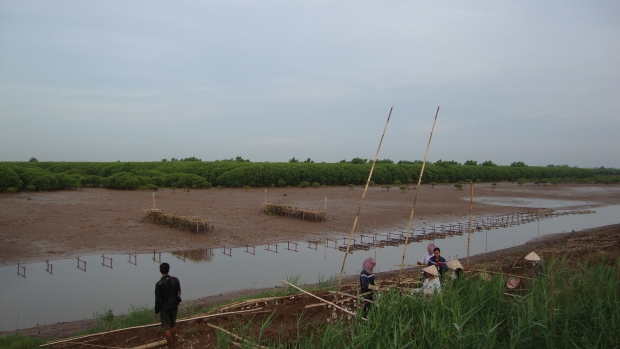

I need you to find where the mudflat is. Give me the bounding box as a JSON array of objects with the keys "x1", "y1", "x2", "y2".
[{"x1": 1, "y1": 184, "x2": 619, "y2": 266}]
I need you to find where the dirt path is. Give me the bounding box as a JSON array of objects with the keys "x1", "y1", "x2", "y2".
[{"x1": 1, "y1": 184, "x2": 619, "y2": 266}]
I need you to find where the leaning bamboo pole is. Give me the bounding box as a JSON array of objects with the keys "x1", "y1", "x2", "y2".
[
  {"x1": 130, "y1": 340, "x2": 168, "y2": 349},
  {"x1": 281, "y1": 280, "x2": 362, "y2": 319},
  {"x1": 466, "y1": 181, "x2": 474, "y2": 272},
  {"x1": 39, "y1": 308, "x2": 264, "y2": 348},
  {"x1": 336, "y1": 106, "x2": 393, "y2": 289},
  {"x1": 397, "y1": 106, "x2": 440, "y2": 284},
  {"x1": 207, "y1": 323, "x2": 268, "y2": 349}
]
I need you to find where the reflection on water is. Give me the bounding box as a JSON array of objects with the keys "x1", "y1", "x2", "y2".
[{"x1": 1, "y1": 205, "x2": 619, "y2": 331}]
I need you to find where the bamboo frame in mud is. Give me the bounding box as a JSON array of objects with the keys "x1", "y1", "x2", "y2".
[
  {"x1": 143, "y1": 209, "x2": 214, "y2": 233},
  {"x1": 336, "y1": 107, "x2": 393, "y2": 289},
  {"x1": 397, "y1": 106, "x2": 440, "y2": 285},
  {"x1": 261, "y1": 203, "x2": 326, "y2": 222}
]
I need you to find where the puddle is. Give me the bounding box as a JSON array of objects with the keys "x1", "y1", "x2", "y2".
[
  {"x1": 1, "y1": 205, "x2": 619, "y2": 331},
  {"x1": 471, "y1": 197, "x2": 591, "y2": 208}
]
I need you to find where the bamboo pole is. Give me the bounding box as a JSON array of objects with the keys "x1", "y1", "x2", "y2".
[
  {"x1": 130, "y1": 340, "x2": 168, "y2": 349},
  {"x1": 60, "y1": 342, "x2": 123, "y2": 349},
  {"x1": 207, "y1": 324, "x2": 268, "y2": 349},
  {"x1": 468, "y1": 269, "x2": 533, "y2": 280},
  {"x1": 397, "y1": 106, "x2": 440, "y2": 284},
  {"x1": 466, "y1": 181, "x2": 474, "y2": 272},
  {"x1": 281, "y1": 280, "x2": 362, "y2": 319},
  {"x1": 40, "y1": 308, "x2": 263, "y2": 347},
  {"x1": 336, "y1": 106, "x2": 392, "y2": 289}
]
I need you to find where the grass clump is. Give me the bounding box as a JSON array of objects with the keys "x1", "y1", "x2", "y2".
[{"x1": 0, "y1": 335, "x2": 45, "y2": 349}]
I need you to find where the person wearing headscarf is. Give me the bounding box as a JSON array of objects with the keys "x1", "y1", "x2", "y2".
[
  {"x1": 360, "y1": 257, "x2": 378, "y2": 316},
  {"x1": 417, "y1": 243, "x2": 436, "y2": 265},
  {"x1": 413, "y1": 266, "x2": 442, "y2": 297}
]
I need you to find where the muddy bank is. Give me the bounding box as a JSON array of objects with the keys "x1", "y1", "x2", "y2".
[{"x1": 2, "y1": 184, "x2": 619, "y2": 266}]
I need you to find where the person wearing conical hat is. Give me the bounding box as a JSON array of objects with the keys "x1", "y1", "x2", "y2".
[
  {"x1": 446, "y1": 259, "x2": 464, "y2": 280},
  {"x1": 524, "y1": 251, "x2": 544, "y2": 275},
  {"x1": 413, "y1": 266, "x2": 441, "y2": 297}
]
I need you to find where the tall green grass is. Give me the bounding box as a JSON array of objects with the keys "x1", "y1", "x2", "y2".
[
  {"x1": 0, "y1": 335, "x2": 44, "y2": 349},
  {"x1": 239, "y1": 257, "x2": 620, "y2": 348}
]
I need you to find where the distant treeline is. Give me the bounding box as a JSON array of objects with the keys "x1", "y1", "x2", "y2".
[{"x1": 1, "y1": 161, "x2": 618, "y2": 192}]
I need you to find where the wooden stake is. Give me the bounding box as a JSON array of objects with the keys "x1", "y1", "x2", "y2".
[
  {"x1": 324, "y1": 195, "x2": 327, "y2": 220},
  {"x1": 152, "y1": 192, "x2": 156, "y2": 209},
  {"x1": 397, "y1": 106, "x2": 440, "y2": 284},
  {"x1": 337, "y1": 106, "x2": 393, "y2": 289},
  {"x1": 466, "y1": 181, "x2": 474, "y2": 272},
  {"x1": 264, "y1": 187, "x2": 266, "y2": 204}
]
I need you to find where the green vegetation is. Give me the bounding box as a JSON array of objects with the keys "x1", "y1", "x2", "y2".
[
  {"x1": 0, "y1": 334, "x2": 44, "y2": 349},
  {"x1": 399, "y1": 186, "x2": 407, "y2": 193},
  {"x1": 0, "y1": 161, "x2": 616, "y2": 192},
  {"x1": 219, "y1": 258, "x2": 620, "y2": 348}
]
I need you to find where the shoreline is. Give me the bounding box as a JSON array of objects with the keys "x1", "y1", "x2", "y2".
[{"x1": 4, "y1": 222, "x2": 619, "y2": 341}]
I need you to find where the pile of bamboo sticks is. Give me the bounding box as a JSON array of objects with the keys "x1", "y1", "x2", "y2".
[
  {"x1": 261, "y1": 203, "x2": 326, "y2": 222},
  {"x1": 143, "y1": 209, "x2": 214, "y2": 233}
]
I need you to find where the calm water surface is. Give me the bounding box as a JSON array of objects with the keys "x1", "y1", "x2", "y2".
[{"x1": 1, "y1": 204, "x2": 618, "y2": 331}]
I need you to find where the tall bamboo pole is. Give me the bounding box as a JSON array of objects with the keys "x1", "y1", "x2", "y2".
[
  {"x1": 397, "y1": 106, "x2": 440, "y2": 285},
  {"x1": 466, "y1": 181, "x2": 474, "y2": 272},
  {"x1": 336, "y1": 106, "x2": 393, "y2": 289}
]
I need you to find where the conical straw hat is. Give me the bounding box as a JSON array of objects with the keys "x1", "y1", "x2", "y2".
[
  {"x1": 446, "y1": 259, "x2": 463, "y2": 270},
  {"x1": 422, "y1": 266, "x2": 439, "y2": 277},
  {"x1": 524, "y1": 251, "x2": 540, "y2": 261}
]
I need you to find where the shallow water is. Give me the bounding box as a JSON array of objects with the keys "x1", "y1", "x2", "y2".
[{"x1": 1, "y1": 205, "x2": 618, "y2": 331}]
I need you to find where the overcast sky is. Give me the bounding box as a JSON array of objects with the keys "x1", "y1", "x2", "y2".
[{"x1": 1, "y1": 1, "x2": 618, "y2": 167}]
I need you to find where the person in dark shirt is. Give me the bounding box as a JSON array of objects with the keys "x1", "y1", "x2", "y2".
[
  {"x1": 360, "y1": 257, "x2": 378, "y2": 317},
  {"x1": 427, "y1": 247, "x2": 448, "y2": 279},
  {"x1": 154, "y1": 263, "x2": 181, "y2": 347}
]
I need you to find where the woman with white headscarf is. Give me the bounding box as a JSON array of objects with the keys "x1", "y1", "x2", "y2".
[{"x1": 417, "y1": 243, "x2": 435, "y2": 266}]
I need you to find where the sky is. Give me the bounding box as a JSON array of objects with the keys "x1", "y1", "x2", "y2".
[{"x1": 1, "y1": 1, "x2": 619, "y2": 167}]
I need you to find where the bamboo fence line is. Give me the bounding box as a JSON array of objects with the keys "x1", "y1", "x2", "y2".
[
  {"x1": 143, "y1": 209, "x2": 214, "y2": 233},
  {"x1": 261, "y1": 203, "x2": 326, "y2": 222}
]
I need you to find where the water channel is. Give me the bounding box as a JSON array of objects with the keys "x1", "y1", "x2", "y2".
[{"x1": 1, "y1": 203, "x2": 618, "y2": 331}]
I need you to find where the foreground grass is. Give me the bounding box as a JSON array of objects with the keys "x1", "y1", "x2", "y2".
[
  {"x1": 227, "y1": 257, "x2": 620, "y2": 348},
  {"x1": 0, "y1": 334, "x2": 45, "y2": 349}
]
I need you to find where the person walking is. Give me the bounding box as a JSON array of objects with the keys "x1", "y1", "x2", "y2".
[{"x1": 154, "y1": 263, "x2": 181, "y2": 348}]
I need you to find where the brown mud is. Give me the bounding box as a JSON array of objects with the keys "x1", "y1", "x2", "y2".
[
  {"x1": 1, "y1": 184, "x2": 619, "y2": 266},
  {"x1": 1, "y1": 184, "x2": 619, "y2": 344}
]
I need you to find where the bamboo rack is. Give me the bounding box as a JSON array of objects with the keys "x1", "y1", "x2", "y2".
[
  {"x1": 261, "y1": 203, "x2": 326, "y2": 222},
  {"x1": 143, "y1": 209, "x2": 214, "y2": 233}
]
